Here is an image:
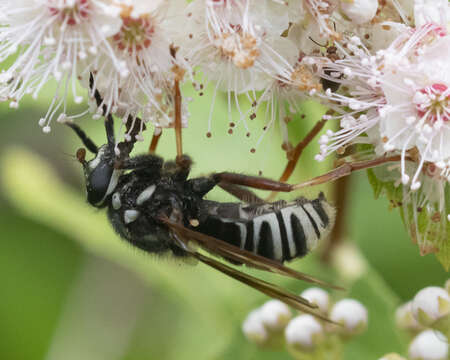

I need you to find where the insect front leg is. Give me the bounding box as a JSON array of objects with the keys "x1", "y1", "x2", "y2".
[{"x1": 149, "y1": 127, "x2": 163, "y2": 153}]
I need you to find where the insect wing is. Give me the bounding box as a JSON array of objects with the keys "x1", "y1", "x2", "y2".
[
  {"x1": 192, "y1": 251, "x2": 336, "y2": 322},
  {"x1": 162, "y1": 218, "x2": 342, "y2": 291}
]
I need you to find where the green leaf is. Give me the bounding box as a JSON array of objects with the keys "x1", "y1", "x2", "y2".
[
  {"x1": 367, "y1": 169, "x2": 383, "y2": 199},
  {"x1": 366, "y1": 168, "x2": 450, "y2": 270}
]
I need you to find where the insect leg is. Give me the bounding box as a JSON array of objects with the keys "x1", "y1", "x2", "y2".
[
  {"x1": 217, "y1": 182, "x2": 264, "y2": 204},
  {"x1": 212, "y1": 172, "x2": 294, "y2": 192},
  {"x1": 174, "y1": 78, "x2": 183, "y2": 160},
  {"x1": 149, "y1": 127, "x2": 163, "y2": 153},
  {"x1": 88, "y1": 73, "x2": 115, "y2": 150},
  {"x1": 89, "y1": 73, "x2": 147, "y2": 157},
  {"x1": 116, "y1": 154, "x2": 163, "y2": 172},
  {"x1": 291, "y1": 155, "x2": 407, "y2": 190},
  {"x1": 214, "y1": 155, "x2": 405, "y2": 193}
]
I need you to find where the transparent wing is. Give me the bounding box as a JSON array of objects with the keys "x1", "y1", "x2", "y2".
[{"x1": 161, "y1": 217, "x2": 343, "y2": 322}]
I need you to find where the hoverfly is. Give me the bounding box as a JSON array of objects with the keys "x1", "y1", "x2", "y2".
[{"x1": 64, "y1": 76, "x2": 340, "y2": 320}]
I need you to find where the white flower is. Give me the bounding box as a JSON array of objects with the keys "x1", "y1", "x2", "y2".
[
  {"x1": 379, "y1": 33, "x2": 450, "y2": 188},
  {"x1": 259, "y1": 300, "x2": 292, "y2": 331},
  {"x1": 242, "y1": 309, "x2": 269, "y2": 345},
  {"x1": 329, "y1": 298, "x2": 368, "y2": 335},
  {"x1": 0, "y1": 0, "x2": 123, "y2": 131},
  {"x1": 304, "y1": 0, "x2": 339, "y2": 37},
  {"x1": 300, "y1": 288, "x2": 330, "y2": 314},
  {"x1": 285, "y1": 314, "x2": 324, "y2": 351},
  {"x1": 414, "y1": 0, "x2": 450, "y2": 29},
  {"x1": 82, "y1": 0, "x2": 189, "y2": 145},
  {"x1": 177, "y1": 0, "x2": 295, "y2": 133},
  {"x1": 409, "y1": 329, "x2": 448, "y2": 360},
  {"x1": 395, "y1": 301, "x2": 424, "y2": 331},
  {"x1": 317, "y1": 25, "x2": 450, "y2": 192},
  {"x1": 339, "y1": 0, "x2": 379, "y2": 25},
  {"x1": 412, "y1": 286, "x2": 450, "y2": 326}
]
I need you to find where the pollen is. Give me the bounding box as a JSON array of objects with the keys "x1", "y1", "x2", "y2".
[
  {"x1": 290, "y1": 65, "x2": 322, "y2": 92},
  {"x1": 215, "y1": 31, "x2": 260, "y2": 69}
]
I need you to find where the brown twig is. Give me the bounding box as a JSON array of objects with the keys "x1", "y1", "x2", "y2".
[
  {"x1": 320, "y1": 175, "x2": 350, "y2": 263},
  {"x1": 266, "y1": 117, "x2": 327, "y2": 201}
]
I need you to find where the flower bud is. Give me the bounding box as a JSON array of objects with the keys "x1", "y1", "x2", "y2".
[
  {"x1": 259, "y1": 300, "x2": 292, "y2": 331},
  {"x1": 340, "y1": 0, "x2": 378, "y2": 25},
  {"x1": 412, "y1": 287, "x2": 450, "y2": 326},
  {"x1": 242, "y1": 309, "x2": 268, "y2": 346},
  {"x1": 300, "y1": 288, "x2": 330, "y2": 314},
  {"x1": 409, "y1": 330, "x2": 448, "y2": 360},
  {"x1": 395, "y1": 301, "x2": 424, "y2": 331},
  {"x1": 285, "y1": 315, "x2": 324, "y2": 352},
  {"x1": 330, "y1": 299, "x2": 368, "y2": 336}
]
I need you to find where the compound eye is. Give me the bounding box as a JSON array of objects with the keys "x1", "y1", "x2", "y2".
[{"x1": 86, "y1": 162, "x2": 114, "y2": 205}]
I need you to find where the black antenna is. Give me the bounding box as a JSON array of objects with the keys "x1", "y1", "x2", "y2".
[{"x1": 65, "y1": 122, "x2": 98, "y2": 154}]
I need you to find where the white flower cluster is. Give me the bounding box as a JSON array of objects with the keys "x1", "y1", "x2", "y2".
[
  {"x1": 380, "y1": 281, "x2": 450, "y2": 360},
  {"x1": 0, "y1": 0, "x2": 410, "y2": 146},
  {"x1": 242, "y1": 287, "x2": 368, "y2": 358},
  {"x1": 312, "y1": 0, "x2": 450, "y2": 258},
  {"x1": 0, "y1": 0, "x2": 449, "y2": 260}
]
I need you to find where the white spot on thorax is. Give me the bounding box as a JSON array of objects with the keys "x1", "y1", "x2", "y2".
[
  {"x1": 112, "y1": 192, "x2": 121, "y2": 210},
  {"x1": 124, "y1": 209, "x2": 140, "y2": 224},
  {"x1": 136, "y1": 184, "x2": 156, "y2": 206}
]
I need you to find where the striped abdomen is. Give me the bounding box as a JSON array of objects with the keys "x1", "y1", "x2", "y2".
[{"x1": 197, "y1": 195, "x2": 335, "y2": 263}]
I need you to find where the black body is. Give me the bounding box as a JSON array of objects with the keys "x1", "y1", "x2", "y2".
[{"x1": 90, "y1": 151, "x2": 333, "y2": 263}]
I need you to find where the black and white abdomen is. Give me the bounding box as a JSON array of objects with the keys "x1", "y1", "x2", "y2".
[{"x1": 197, "y1": 194, "x2": 335, "y2": 263}]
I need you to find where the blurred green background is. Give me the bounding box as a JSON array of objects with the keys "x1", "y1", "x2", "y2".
[{"x1": 0, "y1": 82, "x2": 447, "y2": 360}]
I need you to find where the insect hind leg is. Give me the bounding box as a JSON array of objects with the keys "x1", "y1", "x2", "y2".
[{"x1": 212, "y1": 172, "x2": 294, "y2": 192}]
